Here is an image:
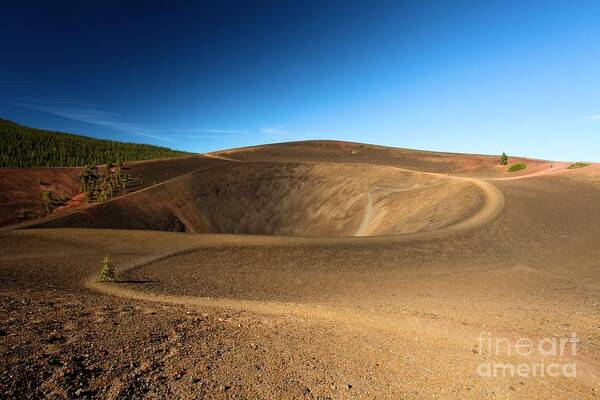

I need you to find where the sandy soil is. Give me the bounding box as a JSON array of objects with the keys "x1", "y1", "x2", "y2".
[{"x1": 1, "y1": 141, "x2": 599, "y2": 399}]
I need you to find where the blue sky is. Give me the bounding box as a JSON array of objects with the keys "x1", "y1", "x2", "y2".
[{"x1": 1, "y1": 1, "x2": 599, "y2": 160}]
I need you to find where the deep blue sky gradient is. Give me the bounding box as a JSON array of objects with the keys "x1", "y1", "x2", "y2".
[{"x1": 1, "y1": 1, "x2": 599, "y2": 160}]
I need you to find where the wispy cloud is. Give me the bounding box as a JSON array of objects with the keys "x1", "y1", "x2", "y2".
[
  {"x1": 5, "y1": 98, "x2": 330, "y2": 145},
  {"x1": 260, "y1": 127, "x2": 291, "y2": 135},
  {"x1": 586, "y1": 115, "x2": 600, "y2": 121},
  {"x1": 4, "y1": 99, "x2": 255, "y2": 142},
  {"x1": 193, "y1": 128, "x2": 249, "y2": 135},
  {"x1": 260, "y1": 126, "x2": 294, "y2": 140},
  {"x1": 5, "y1": 99, "x2": 168, "y2": 140},
  {"x1": 260, "y1": 126, "x2": 327, "y2": 141}
]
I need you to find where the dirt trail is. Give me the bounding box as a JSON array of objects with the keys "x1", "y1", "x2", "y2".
[
  {"x1": 82, "y1": 170, "x2": 505, "y2": 318},
  {"x1": 354, "y1": 192, "x2": 373, "y2": 236},
  {"x1": 85, "y1": 172, "x2": 505, "y2": 304},
  {"x1": 85, "y1": 273, "x2": 599, "y2": 390},
  {"x1": 80, "y1": 164, "x2": 599, "y2": 392},
  {"x1": 203, "y1": 152, "x2": 241, "y2": 162},
  {"x1": 5, "y1": 141, "x2": 600, "y2": 399},
  {"x1": 438, "y1": 176, "x2": 504, "y2": 233}
]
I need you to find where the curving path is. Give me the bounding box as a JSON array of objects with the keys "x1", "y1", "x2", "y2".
[
  {"x1": 354, "y1": 192, "x2": 373, "y2": 237},
  {"x1": 85, "y1": 169, "x2": 505, "y2": 317}
]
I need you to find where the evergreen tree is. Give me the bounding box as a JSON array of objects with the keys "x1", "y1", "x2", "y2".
[{"x1": 98, "y1": 255, "x2": 116, "y2": 282}]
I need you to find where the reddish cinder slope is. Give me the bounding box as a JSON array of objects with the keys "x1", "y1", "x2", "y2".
[
  {"x1": 213, "y1": 140, "x2": 553, "y2": 177},
  {"x1": 0, "y1": 154, "x2": 229, "y2": 228},
  {"x1": 0, "y1": 167, "x2": 81, "y2": 226},
  {"x1": 24, "y1": 161, "x2": 484, "y2": 237},
  {"x1": 1, "y1": 141, "x2": 554, "y2": 229}
]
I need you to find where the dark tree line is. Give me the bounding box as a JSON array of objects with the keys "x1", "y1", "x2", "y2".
[{"x1": 0, "y1": 119, "x2": 192, "y2": 168}]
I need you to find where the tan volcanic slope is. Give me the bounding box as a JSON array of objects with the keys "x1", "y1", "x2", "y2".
[
  {"x1": 1, "y1": 140, "x2": 599, "y2": 399},
  {"x1": 12, "y1": 140, "x2": 546, "y2": 234},
  {"x1": 26, "y1": 162, "x2": 486, "y2": 237}
]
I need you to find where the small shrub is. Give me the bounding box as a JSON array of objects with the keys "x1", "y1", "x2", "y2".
[
  {"x1": 98, "y1": 255, "x2": 116, "y2": 283},
  {"x1": 568, "y1": 162, "x2": 591, "y2": 169},
  {"x1": 41, "y1": 191, "x2": 53, "y2": 214},
  {"x1": 508, "y1": 163, "x2": 527, "y2": 173},
  {"x1": 499, "y1": 152, "x2": 509, "y2": 165}
]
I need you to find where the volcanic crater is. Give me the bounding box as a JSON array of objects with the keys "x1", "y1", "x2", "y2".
[{"x1": 29, "y1": 162, "x2": 484, "y2": 237}]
